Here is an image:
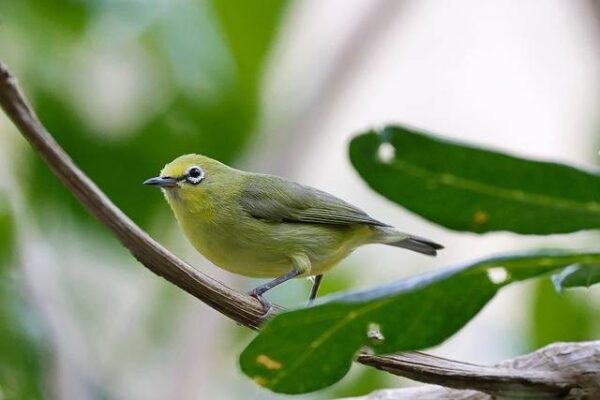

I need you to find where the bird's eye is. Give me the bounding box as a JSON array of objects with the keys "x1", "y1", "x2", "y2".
[
  {"x1": 188, "y1": 167, "x2": 201, "y2": 178},
  {"x1": 185, "y1": 166, "x2": 204, "y2": 184}
]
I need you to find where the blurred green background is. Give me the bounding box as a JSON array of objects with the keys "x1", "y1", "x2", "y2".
[{"x1": 0, "y1": 0, "x2": 599, "y2": 399}]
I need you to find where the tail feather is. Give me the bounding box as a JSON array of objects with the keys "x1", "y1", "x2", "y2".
[
  {"x1": 374, "y1": 228, "x2": 444, "y2": 256},
  {"x1": 389, "y1": 236, "x2": 443, "y2": 256}
]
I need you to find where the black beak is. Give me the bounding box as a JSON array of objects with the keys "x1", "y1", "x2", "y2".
[{"x1": 143, "y1": 176, "x2": 178, "y2": 188}]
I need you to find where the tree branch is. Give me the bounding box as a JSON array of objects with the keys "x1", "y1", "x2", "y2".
[
  {"x1": 1, "y1": 62, "x2": 598, "y2": 398},
  {"x1": 0, "y1": 62, "x2": 268, "y2": 329},
  {"x1": 359, "y1": 340, "x2": 600, "y2": 398},
  {"x1": 356, "y1": 341, "x2": 600, "y2": 399}
]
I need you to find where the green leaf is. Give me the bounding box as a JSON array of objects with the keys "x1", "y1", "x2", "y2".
[
  {"x1": 350, "y1": 126, "x2": 600, "y2": 234},
  {"x1": 239, "y1": 250, "x2": 600, "y2": 394},
  {"x1": 551, "y1": 265, "x2": 600, "y2": 292}
]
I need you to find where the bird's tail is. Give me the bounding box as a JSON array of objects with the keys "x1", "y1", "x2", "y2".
[{"x1": 371, "y1": 227, "x2": 443, "y2": 256}]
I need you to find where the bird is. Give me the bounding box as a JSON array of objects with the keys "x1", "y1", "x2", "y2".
[{"x1": 144, "y1": 154, "x2": 443, "y2": 311}]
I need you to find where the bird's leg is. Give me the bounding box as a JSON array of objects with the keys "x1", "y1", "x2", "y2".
[
  {"x1": 248, "y1": 253, "x2": 311, "y2": 314},
  {"x1": 308, "y1": 274, "x2": 323, "y2": 304},
  {"x1": 248, "y1": 268, "x2": 302, "y2": 314}
]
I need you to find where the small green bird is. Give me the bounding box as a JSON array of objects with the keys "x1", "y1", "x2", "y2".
[{"x1": 145, "y1": 154, "x2": 442, "y2": 311}]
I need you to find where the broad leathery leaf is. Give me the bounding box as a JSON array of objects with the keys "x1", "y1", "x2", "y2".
[
  {"x1": 552, "y1": 265, "x2": 600, "y2": 292},
  {"x1": 239, "y1": 250, "x2": 600, "y2": 394},
  {"x1": 350, "y1": 126, "x2": 600, "y2": 234}
]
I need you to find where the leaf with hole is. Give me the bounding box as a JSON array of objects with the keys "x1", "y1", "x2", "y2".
[
  {"x1": 239, "y1": 250, "x2": 600, "y2": 394},
  {"x1": 350, "y1": 126, "x2": 600, "y2": 234}
]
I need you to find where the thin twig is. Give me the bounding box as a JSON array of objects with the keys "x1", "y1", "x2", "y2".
[{"x1": 1, "y1": 63, "x2": 599, "y2": 398}]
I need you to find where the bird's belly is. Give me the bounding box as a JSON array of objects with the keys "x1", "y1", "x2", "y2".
[
  {"x1": 182, "y1": 219, "x2": 369, "y2": 278},
  {"x1": 195, "y1": 236, "x2": 293, "y2": 278}
]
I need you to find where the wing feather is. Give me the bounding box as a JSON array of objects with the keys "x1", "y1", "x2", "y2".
[{"x1": 239, "y1": 175, "x2": 387, "y2": 227}]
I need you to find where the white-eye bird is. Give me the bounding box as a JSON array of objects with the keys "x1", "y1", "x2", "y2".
[{"x1": 144, "y1": 154, "x2": 443, "y2": 310}]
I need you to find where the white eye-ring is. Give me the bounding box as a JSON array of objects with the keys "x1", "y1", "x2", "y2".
[{"x1": 185, "y1": 166, "x2": 205, "y2": 184}]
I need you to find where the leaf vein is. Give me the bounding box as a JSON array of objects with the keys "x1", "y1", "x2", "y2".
[{"x1": 389, "y1": 158, "x2": 600, "y2": 214}]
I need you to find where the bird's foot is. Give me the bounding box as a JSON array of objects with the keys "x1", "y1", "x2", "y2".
[{"x1": 248, "y1": 289, "x2": 273, "y2": 316}]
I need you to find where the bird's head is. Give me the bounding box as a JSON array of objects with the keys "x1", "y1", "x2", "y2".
[{"x1": 144, "y1": 154, "x2": 229, "y2": 196}]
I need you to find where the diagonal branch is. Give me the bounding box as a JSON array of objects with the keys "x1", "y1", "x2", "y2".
[
  {"x1": 0, "y1": 62, "x2": 268, "y2": 329},
  {"x1": 1, "y1": 62, "x2": 598, "y2": 399}
]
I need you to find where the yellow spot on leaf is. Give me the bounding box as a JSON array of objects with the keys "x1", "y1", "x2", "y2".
[
  {"x1": 253, "y1": 376, "x2": 268, "y2": 386},
  {"x1": 473, "y1": 210, "x2": 489, "y2": 227},
  {"x1": 256, "y1": 354, "x2": 282, "y2": 370}
]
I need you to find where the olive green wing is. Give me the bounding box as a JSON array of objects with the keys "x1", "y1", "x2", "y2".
[{"x1": 239, "y1": 175, "x2": 388, "y2": 227}]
